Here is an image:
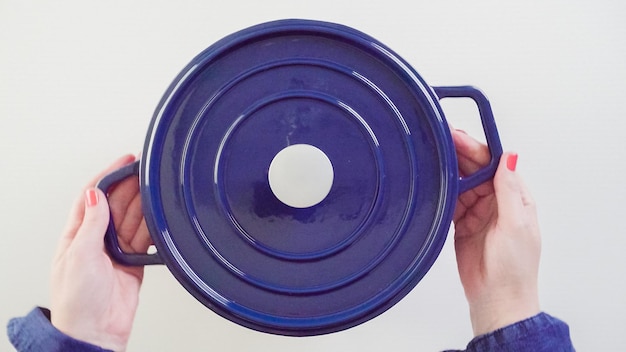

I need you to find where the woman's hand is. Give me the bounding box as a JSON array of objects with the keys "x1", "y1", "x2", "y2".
[
  {"x1": 452, "y1": 130, "x2": 541, "y2": 336},
  {"x1": 50, "y1": 154, "x2": 151, "y2": 351}
]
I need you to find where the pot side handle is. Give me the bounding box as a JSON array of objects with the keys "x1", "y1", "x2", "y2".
[
  {"x1": 96, "y1": 160, "x2": 163, "y2": 266},
  {"x1": 433, "y1": 86, "x2": 503, "y2": 194}
]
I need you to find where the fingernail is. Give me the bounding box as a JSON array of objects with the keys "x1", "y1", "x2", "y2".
[
  {"x1": 85, "y1": 189, "x2": 99, "y2": 207},
  {"x1": 506, "y1": 153, "x2": 519, "y2": 171},
  {"x1": 455, "y1": 129, "x2": 468, "y2": 135}
]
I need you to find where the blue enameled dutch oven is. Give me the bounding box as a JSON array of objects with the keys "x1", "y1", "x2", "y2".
[{"x1": 97, "y1": 19, "x2": 502, "y2": 336}]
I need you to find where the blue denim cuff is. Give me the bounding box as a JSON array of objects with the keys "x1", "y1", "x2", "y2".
[
  {"x1": 7, "y1": 307, "x2": 113, "y2": 352},
  {"x1": 448, "y1": 312, "x2": 575, "y2": 352}
]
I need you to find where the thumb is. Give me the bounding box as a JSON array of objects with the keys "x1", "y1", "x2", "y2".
[
  {"x1": 73, "y1": 188, "x2": 110, "y2": 251},
  {"x1": 493, "y1": 152, "x2": 525, "y2": 224}
]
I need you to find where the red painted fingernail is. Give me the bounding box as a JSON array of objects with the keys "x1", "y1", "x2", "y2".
[
  {"x1": 506, "y1": 153, "x2": 518, "y2": 171},
  {"x1": 85, "y1": 189, "x2": 99, "y2": 207}
]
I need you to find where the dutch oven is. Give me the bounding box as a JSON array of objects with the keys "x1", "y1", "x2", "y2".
[{"x1": 97, "y1": 19, "x2": 502, "y2": 336}]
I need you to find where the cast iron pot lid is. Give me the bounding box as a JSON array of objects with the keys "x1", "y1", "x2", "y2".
[{"x1": 98, "y1": 19, "x2": 502, "y2": 336}]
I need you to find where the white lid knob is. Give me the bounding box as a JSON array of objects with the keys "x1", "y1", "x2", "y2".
[{"x1": 268, "y1": 144, "x2": 334, "y2": 208}]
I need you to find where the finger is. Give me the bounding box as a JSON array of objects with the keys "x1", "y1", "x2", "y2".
[
  {"x1": 129, "y1": 218, "x2": 152, "y2": 254},
  {"x1": 108, "y1": 175, "x2": 140, "y2": 230},
  {"x1": 453, "y1": 171, "x2": 495, "y2": 224},
  {"x1": 72, "y1": 188, "x2": 110, "y2": 252},
  {"x1": 106, "y1": 174, "x2": 151, "y2": 254},
  {"x1": 118, "y1": 192, "x2": 151, "y2": 253},
  {"x1": 457, "y1": 153, "x2": 483, "y2": 178},
  {"x1": 118, "y1": 191, "x2": 142, "y2": 240},
  {"x1": 493, "y1": 152, "x2": 525, "y2": 226},
  {"x1": 57, "y1": 154, "x2": 136, "y2": 254},
  {"x1": 452, "y1": 130, "x2": 491, "y2": 176}
]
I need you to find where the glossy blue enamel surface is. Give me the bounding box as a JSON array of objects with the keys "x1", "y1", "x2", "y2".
[{"x1": 129, "y1": 19, "x2": 500, "y2": 336}]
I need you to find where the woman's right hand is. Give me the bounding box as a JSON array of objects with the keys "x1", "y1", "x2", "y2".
[{"x1": 451, "y1": 130, "x2": 541, "y2": 336}]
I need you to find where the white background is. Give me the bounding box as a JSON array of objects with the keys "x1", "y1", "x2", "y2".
[{"x1": 1, "y1": 1, "x2": 625, "y2": 350}]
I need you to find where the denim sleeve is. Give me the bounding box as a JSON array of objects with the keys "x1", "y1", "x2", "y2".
[
  {"x1": 444, "y1": 312, "x2": 575, "y2": 352},
  {"x1": 7, "y1": 307, "x2": 113, "y2": 352}
]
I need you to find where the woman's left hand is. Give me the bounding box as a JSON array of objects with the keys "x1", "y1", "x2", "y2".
[{"x1": 50, "y1": 154, "x2": 151, "y2": 351}]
